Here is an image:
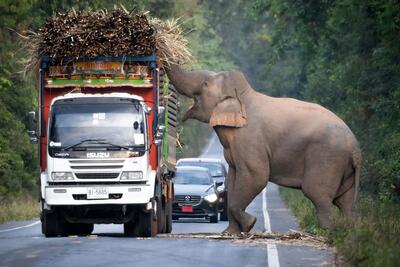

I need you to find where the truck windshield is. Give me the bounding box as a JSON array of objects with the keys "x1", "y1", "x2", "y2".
[{"x1": 49, "y1": 101, "x2": 146, "y2": 149}]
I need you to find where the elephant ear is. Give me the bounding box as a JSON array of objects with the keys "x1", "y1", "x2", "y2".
[{"x1": 209, "y1": 96, "x2": 247, "y2": 128}]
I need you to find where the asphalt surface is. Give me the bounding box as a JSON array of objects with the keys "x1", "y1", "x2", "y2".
[{"x1": 0, "y1": 134, "x2": 335, "y2": 267}]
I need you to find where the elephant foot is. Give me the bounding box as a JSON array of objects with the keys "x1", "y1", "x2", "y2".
[
  {"x1": 240, "y1": 215, "x2": 257, "y2": 233},
  {"x1": 222, "y1": 224, "x2": 241, "y2": 235}
]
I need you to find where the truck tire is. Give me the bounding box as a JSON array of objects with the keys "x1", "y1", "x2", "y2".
[
  {"x1": 42, "y1": 211, "x2": 66, "y2": 237},
  {"x1": 165, "y1": 199, "x2": 173, "y2": 233},
  {"x1": 158, "y1": 197, "x2": 166, "y2": 233},
  {"x1": 220, "y1": 209, "x2": 228, "y2": 221},
  {"x1": 124, "y1": 220, "x2": 138, "y2": 237},
  {"x1": 137, "y1": 198, "x2": 159, "y2": 237},
  {"x1": 210, "y1": 213, "x2": 219, "y2": 223}
]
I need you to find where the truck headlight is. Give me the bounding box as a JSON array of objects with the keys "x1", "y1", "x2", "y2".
[
  {"x1": 51, "y1": 172, "x2": 74, "y2": 181},
  {"x1": 204, "y1": 193, "x2": 218, "y2": 203},
  {"x1": 120, "y1": 171, "x2": 143, "y2": 180}
]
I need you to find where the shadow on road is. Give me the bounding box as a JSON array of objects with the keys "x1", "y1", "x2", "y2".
[{"x1": 173, "y1": 218, "x2": 212, "y2": 224}]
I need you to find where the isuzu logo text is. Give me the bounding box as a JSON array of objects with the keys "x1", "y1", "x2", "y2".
[{"x1": 86, "y1": 152, "x2": 110, "y2": 158}]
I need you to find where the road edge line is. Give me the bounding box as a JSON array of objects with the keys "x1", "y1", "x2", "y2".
[
  {"x1": 263, "y1": 187, "x2": 280, "y2": 267},
  {"x1": 0, "y1": 220, "x2": 40, "y2": 233},
  {"x1": 200, "y1": 134, "x2": 216, "y2": 157}
]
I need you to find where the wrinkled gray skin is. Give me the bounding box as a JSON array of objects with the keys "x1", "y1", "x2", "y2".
[{"x1": 166, "y1": 64, "x2": 362, "y2": 234}]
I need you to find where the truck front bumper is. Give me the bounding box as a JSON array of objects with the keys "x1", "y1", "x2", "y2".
[{"x1": 45, "y1": 184, "x2": 153, "y2": 205}]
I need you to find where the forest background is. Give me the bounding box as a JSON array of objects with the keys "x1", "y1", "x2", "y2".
[{"x1": 0, "y1": 1, "x2": 399, "y2": 266}]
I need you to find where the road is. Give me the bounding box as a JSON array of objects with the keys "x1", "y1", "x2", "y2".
[{"x1": 0, "y1": 134, "x2": 335, "y2": 267}]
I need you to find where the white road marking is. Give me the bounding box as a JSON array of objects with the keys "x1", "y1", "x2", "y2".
[
  {"x1": 0, "y1": 220, "x2": 40, "y2": 233},
  {"x1": 200, "y1": 134, "x2": 217, "y2": 157},
  {"x1": 263, "y1": 187, "x2": 280, "y2": 267}
]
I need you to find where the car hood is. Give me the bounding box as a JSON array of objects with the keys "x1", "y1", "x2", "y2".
[{"x1": 174, "y1": 184, "x2": 213, "y2": 196}]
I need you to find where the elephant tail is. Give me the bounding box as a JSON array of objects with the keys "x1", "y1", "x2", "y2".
[{"x1": 352, "y1": 147, "x2": 362, "y2": 206}]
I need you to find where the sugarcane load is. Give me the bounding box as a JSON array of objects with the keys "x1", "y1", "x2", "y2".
[{"x1": 25, "y1": 7, "x2": 191, "y2": 237}]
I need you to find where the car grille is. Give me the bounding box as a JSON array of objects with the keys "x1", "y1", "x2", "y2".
[
  {"x1": 173, "y1": 206, "x2": 206, "y2": 214},
  {"x1": 175, "y1": 195, "x2": 202, "y2": 205},
  {"x1": 75, "y1": 173, "x2": 120, "y2": 179}
]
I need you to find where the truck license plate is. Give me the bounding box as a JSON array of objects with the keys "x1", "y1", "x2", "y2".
[{"x1": 87, "y1": 187, "x2": 109, "y2": 199}]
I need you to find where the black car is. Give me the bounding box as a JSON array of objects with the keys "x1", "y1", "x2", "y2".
[
  {"x1": 173, "y1": 166, "x2": 219, "y2": 223},
  {"x1": 176, "y1": 158, "x2": 228, "y2": 221}
]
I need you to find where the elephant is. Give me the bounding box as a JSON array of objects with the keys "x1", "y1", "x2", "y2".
[{"x1": 165, "y1": 64, "x2": 362, "y2": 234}]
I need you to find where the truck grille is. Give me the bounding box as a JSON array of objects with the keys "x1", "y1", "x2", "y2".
[
  {"x1": 175, "y1": 195, "x2": 202, "y2": 205},
  {"x1": 75, "y1": 173, "x2": 120, "y2": 179},
  {"x1": 69, "y1": 160, "x2": 125, "y2": 170}
]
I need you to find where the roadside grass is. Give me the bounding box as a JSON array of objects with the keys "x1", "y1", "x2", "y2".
[
  {"x1": 280, "y1": 187, "x2": 400, "y2": 267},
  {"x1": 0, "y1": 193, "x2": 40, "y2": 224}
]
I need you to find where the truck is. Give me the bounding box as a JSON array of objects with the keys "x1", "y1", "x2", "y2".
[{"x1": 28, "y1": 55, "x2": 178, "y2": 237}]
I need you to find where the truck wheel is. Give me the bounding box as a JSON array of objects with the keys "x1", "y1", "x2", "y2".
[
  {"x1": 165, "y1": 199, "x2": 173, "y2": 233},
  {"x1": 158, "y1": 197, "x2": 166, "y2": 233},
  {"x1": 124, "y1": 220, "x2": 138, "y2": 237},
  {"x1": 220, "y1": 209, "x2": 228, "y2": 221},
  {"x1": 137, "y1": 199, "x2": 159, "y2": 237},
  {"x1": 210, "y1": 213, "x2": 219, "y2": 223},
  {"x1": 42, "y1": 211, "x2": 66, "y2": 237}
]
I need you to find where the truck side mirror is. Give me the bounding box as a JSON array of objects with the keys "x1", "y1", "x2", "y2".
[
  {"x1": 27, "y1": 111, "x2": 38, "y2": 144},
  {"x1": 143, "y1": 105, "x2": 152, "y2": 114}
]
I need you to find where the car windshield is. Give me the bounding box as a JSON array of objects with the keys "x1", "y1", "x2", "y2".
[
  {"x1": 49, "y1": 101, "x2": 145, "y2": 149},
  {"x1": 174, "y1": 170, "x2": 213, "y2": 185},
  {"x1": 178, "y1": 162, "x2": 224, "y2": 177}
]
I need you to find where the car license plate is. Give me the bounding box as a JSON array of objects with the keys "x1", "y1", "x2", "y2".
[
  {"x1": 181, "y1": 205, "x2": 193, "y2": 213},
  {"x1": 87, "y1": 187, "x2": 109, "y2": 199}
]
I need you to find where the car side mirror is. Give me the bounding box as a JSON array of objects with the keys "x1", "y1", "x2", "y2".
[
  {"x1": 27, "y1": 111, "x2": 38, "y2": 144},
  {"x1": 217, "y1": 185, "x2": 225, "y2": 193}
]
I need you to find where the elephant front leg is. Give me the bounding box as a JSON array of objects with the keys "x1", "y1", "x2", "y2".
[
  {"x1": 228, "y1": 163, "x2": 269, "y2": 233},
  {"x1": 222, "y1": 166, "x2": 242, "y2": 235}
]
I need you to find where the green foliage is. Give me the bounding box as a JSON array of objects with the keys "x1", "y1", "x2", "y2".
[
  {"x1": 281, "y1": 187, "x2": 400, "y2": 267},
  {"x1": 0, "y1": 193, "x2": 39, "y2": 223},
  {"x1": 201, "y1": 0, "x2": 400, "y2": 200}
]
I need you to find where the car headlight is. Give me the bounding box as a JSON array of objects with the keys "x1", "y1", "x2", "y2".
[
  {"x1": 204, "y1": 193, "x2": 218, "y2": 203},
  {"x1": 51, "y1": 172, "x2": 74, "y2": 181},
  {"x1": 120, "y1": 171, "x2": 143, "y2": 180}
]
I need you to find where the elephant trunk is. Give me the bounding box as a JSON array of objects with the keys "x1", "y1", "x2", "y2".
[{"x1": 164, "y1": 64, "x2": 212, "y2": 97}]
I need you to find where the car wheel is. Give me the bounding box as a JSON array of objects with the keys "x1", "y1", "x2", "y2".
[
  {"x1": 210, "y1": 213, "x2": 219, "y2": 223},
  {"x1": 220, "y1": 209, "x2": 228, "y2": 221}
]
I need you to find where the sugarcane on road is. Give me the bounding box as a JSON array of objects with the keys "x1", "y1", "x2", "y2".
[{"x1": 0, "y1": 135, "x2": 335, "y2": 267}]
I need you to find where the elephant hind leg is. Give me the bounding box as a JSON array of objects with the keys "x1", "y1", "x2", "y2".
[
  {"x1": 333, "y1": 182, "x2": 356, "y2": 220},
  {"x1": 302, "y1": 168, "x2": 342, "y2": 228},
  {"x1": 302, "y1": 187, "x2": 335, "y2": 228}
]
